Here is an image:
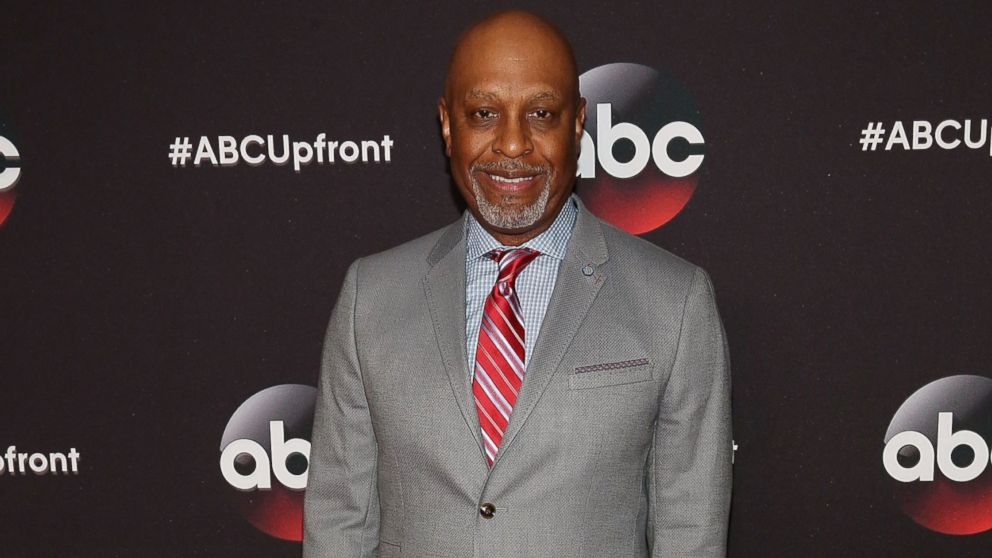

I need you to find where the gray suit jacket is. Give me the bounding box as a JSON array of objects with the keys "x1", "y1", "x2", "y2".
[{"x1": 303, "y1": 199, "x2": 732, "y2": 557}]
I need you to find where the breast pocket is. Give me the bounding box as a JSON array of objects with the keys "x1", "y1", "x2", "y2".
[{"x1": 568, "y1": 358, "x2": 653, "y2": 390}]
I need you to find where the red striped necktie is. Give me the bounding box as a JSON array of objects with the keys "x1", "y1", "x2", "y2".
[{"x1": 472, "y1": 247, "x2": 541, "y2": 466}]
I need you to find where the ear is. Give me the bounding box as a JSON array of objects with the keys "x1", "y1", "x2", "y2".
[
  {"x1": 574, "y1": 97, "x2": 587, "y2": 144},
  {"x1": 438, "y1": 97, "x2": 452, "y2": 157}
]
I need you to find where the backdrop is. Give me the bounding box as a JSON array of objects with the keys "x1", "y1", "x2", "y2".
[{"x1": 2, "y1": 2, "x2": 992, "y2": 556}]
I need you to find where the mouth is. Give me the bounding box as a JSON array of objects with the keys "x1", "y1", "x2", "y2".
[{"x1": 478, "y1": 171, "x2": 543, "y2": 193}]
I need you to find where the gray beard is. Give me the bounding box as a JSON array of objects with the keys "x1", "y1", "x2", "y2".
[{"x1": 471, "y1": 174, "x2": 551, "y2": 230}]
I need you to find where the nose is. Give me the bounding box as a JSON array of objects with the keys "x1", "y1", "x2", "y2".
[{"x1": 492, "y1": 116, "x2": 533, "y2": 158}]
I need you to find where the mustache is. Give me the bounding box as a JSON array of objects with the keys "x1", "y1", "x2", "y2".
[{"x1": 471, "y1": 160, "x2": 549, "y2": 175}]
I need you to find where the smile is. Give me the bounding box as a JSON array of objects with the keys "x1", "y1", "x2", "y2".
[{"x1": 486, "y1": 173, "x2": 537, "y2": 184}]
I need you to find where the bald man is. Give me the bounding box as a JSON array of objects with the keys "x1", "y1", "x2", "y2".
[{"x1": 303, "y1": 10, "x2": 731, "y2": 558}]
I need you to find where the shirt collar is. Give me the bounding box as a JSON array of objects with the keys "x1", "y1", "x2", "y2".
[{"x1": 465, "y1": 194, "x2": 577, "y2": 262}]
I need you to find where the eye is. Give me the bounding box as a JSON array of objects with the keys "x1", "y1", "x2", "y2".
[
  {"x1": 530, "y1": 109, "x2": 553, "y2": 119},
  {"x1": 472, "y1": 108, "x2": 497, "y2": 120}
]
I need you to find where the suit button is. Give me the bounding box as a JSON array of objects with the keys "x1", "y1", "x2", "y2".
[{"x1": 479, "y1": 502, "x2": 496, "y2": 518}]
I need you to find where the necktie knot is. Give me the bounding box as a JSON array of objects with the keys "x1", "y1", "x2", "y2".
[{"x1": 487, "y1": 247, "x2": 540, "y2": 286}]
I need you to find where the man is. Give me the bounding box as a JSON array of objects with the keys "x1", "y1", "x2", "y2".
[{"x1": 304, "y1": 10, "x2": 731, "y2": 558}]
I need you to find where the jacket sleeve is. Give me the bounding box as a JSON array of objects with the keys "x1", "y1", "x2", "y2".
[
  {"x1": 303, "y1": 259, "x2": 380, "y2": 557},
  {"x1": 648, "y1": 267, "x2": 732, "y2": 557}
]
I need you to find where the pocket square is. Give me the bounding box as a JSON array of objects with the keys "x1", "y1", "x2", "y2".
[{"x1": 574, "y1": 358, "x2": 650, "y2": 374}]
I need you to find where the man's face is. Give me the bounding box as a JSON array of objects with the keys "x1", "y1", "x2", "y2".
[{"x1": 439, "y1": 22, "x2": 585, "y2": 245}]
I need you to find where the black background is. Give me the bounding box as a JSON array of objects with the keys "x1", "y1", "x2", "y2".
[{"x1": 2, "y1": 2, "x2": 992, "y2": 556}]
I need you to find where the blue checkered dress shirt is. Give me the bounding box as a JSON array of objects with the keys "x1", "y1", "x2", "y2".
[{"x1": 464, "y1": 195, "x2": 577, "y2": 379}]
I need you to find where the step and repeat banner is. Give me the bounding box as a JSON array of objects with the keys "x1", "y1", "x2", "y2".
[{"x1": 2, "y1": 3, "x2": 991, "y2": 556}]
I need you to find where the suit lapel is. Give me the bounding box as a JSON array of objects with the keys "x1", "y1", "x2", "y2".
[
  {"x1": 422, "y1": 219, "x2": 485, "y2": 453},
  {"x1": 493, "y1": 201, "x2": 609, "y2": 468}
]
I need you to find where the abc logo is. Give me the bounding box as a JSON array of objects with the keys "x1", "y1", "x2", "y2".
[
  {"x1": 882, "y1": 375, "x2": 992, "y2": 535},
  {"x1": 0, "y1": 134, "x2": 21, "y2": 227},
  {"x1": 219, "y1": 384, "x2": 316, "y2": 541},
  {"x1": 221, "y1": 420, "x2": 309, "y2": 491},
  {"x1": 576, "y1": 63, "x2": 705, "y2": 235},
  {"x1": 578, "y1": 104, "x2": 703, "y2": 180}
]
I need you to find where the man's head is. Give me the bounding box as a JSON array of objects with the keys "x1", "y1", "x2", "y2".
[{"x1": 439, "y1": 10, "x2": 586, "y2": 246}]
